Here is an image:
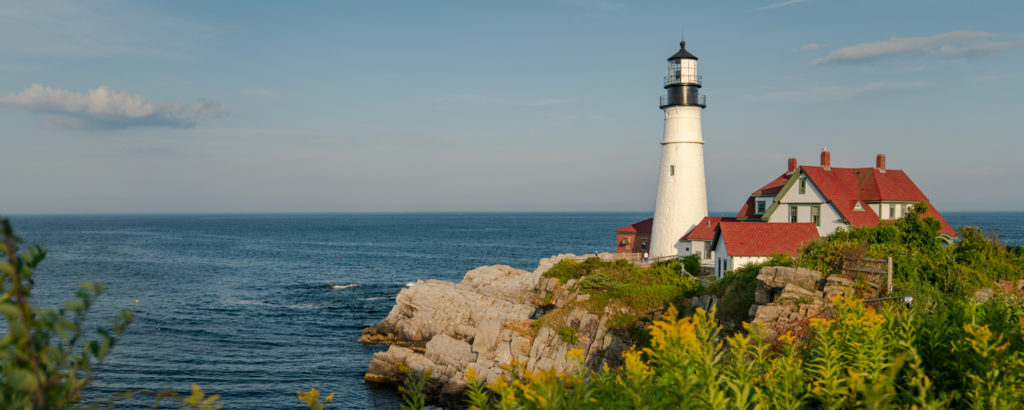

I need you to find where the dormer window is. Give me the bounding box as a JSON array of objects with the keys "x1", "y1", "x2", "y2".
[{"x1": 755, "y1": 200, "x2": 766, "y2": 214}]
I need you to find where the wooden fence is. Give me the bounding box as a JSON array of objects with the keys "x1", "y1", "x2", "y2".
[{"x1": 842, "y1": 256, "x2": 894, "y2": 295}]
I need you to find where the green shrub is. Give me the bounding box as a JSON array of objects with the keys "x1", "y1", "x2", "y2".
[
  {"x1": 542, "y1": 259, "x2": 583, "y2": 284},
  {"x1": 558, "y1": 326, "x2": 579, "y2": 344},
  {"x1": 0, "y1": 219, "x2": 135, "y2": 408},
  {"x1": 468, "y1": 296, "x2": 1024, "y2": 409},
  {"x1": 796, "y1": 202, "x2": 1024, "y2": 298},
  {"x1": 682, "y1": 254, "x2": 701, "y2": 276}
]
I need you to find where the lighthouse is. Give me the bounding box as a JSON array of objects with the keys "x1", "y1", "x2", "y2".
[{"x1": 649, "y1": 41, "x2": 708, "y2": 260}]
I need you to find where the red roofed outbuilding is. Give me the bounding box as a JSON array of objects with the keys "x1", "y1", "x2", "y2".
[
  {"x1": 681, "y1": 216, "x2": 736, "y2": 267},
  {"x1": 711, "y1": 222, "x2": 819, "y2": 278},
  {"x1": 615, "y1": 218, "x2": 652, "y2": 254}
]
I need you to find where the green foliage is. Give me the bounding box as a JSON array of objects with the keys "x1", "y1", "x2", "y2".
[
  {"x1": 570, "y1": 257, "x2": 701, "y2": 312},
  {"x1": 706, "y1": 255, "x2": 793, "y2": 324},
  {"x1": 471, "y1": 296, "x2": 1024, "y2": 409},
  {"x1": 797, "y1": 202, "x2": 1024, "y2": 299},
  {"x1": 541, "y1": 259, "x2": 583, "y2": 284},
  {"x1": 557, "y1": 326, "x2": 579, "y2": 344},
  {"x1": 0, "y1": 218, "x2": 135, "y2": 408},
  {"x1": 682, "y1": 254, "x2": 701, "y2": 276},
  {"x1": 398, "y1": 368, "x2": 431, "y2": 410}
]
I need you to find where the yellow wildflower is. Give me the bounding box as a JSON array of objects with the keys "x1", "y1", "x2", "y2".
[
  {"x1": 809, "y1": 318, "x2": 835, "y2": 330},
  {"x1": 777, "y1": 331, "x2": 796, "y2": 345},
  {"x1": 623, "y1": 349, "x2": 653, "y2": 377},
  {"x1": 567, "y1": 347, "x2": 585, "y2": 361},
  {"x1": 184, "y1": 384, "x2": 222, "y2": 410}
]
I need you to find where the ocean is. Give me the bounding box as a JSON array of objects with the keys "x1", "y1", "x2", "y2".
[{"x1": 6, "y1": 212, "x2": 1023, "y2": 408}]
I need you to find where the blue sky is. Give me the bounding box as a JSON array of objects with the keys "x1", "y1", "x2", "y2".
[{"x1": 1, "y1": 0, "x2": 1022, "y2": 214}]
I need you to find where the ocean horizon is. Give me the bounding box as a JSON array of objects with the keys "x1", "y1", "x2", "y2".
[{"x1": 4, "y1": 211, "x2": 1022, "y2": 408}]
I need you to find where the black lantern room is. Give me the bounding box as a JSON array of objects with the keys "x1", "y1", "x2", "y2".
[{"x1": 660, "y1": 41, "x2": 706, "y2": 109}]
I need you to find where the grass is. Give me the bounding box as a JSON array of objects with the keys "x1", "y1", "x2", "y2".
[
  {"x1": 535, "y1": 257, "x2": 703, "y2": 348},
  {"x1": 542, "y1": 258, "x2": 702, "y2": 313}
]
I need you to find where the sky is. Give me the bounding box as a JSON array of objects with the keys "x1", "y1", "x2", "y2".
[{"x1": 1, "y1": 0, "x2": 1022, "y2": 214}]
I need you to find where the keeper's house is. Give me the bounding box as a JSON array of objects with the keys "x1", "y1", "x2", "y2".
[{"x1": 707, "y1": 150, "x2": 955, "y2": 278}]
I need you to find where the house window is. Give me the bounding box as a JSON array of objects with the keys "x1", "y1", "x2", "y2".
[
  {"x1": 670, "y1": 165, "x2": 675, "y2": 176},
  {"x1": 704, "y1": 242, "x2": 712, "y2": 259},
  {"x1": 755, "y1": 200, "x2": 766, "y2": 214},
  {"x1": 641, "y1": 238, "x2": 648, "y2": 250},
  {"x1": 790, "y1": 205, "x2": 798, "y2": 223},
  {"x1": 799, "y1": 178, "x2": 806, "y2": 194},
  {"x1": 811, "y1": 204, "x2": 820, "y2": 226},
  {"x1": 889, "y1": 204, "x2": 895, "y2": 219}
]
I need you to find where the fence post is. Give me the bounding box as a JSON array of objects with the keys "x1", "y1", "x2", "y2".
[{"x1": 886, "y1": 256, "x2": 893, "y2": 295}]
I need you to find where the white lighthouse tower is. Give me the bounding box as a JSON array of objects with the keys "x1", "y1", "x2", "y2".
[{"x1": 649, "y1": 41, "x2": 708, "y2": 260}]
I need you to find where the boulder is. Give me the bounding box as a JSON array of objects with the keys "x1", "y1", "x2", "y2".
[
  {"x1": 362, "y1": 254, "x2": 631, "y2": 407},
  {"x1": 757, "y1": 266, "x2": 822, "y2": 292}
]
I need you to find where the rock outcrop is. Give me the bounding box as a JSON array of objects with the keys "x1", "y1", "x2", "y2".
[
  {"x1": 361, "y1": 253, "x2": 633, "y2": 406},
  {"x1": 749, "y1": 266, "x2": 856, "y2": 340}
]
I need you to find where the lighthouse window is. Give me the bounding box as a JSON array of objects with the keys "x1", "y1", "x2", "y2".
[{"x1": 670, "y1": 165, "x2": 675, "y2": 176}]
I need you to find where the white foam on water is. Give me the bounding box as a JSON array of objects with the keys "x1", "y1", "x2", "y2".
[{"x1": 331, "y1": 284, "x2": 360, "y2": 290}]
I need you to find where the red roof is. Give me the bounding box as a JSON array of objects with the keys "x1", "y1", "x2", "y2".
[
  {"x1": 682, "y1": 216, "x2": 736, "y2": 241},
  {"x1": 800, "y1": 165, "x2": 955, "y2": 236},
  {"x1": 616, "y1": 217, "x2": 653, "y2": 234},
  {"x1": 715, "y1": 222, "x2": 819, "y2": 257},
  {"x1": 736, "y1": 174, "x2": 789, "y2": 219}
]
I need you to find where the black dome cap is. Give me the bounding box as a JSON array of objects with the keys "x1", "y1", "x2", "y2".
[{"x1": 668, "y1": 41, "x2": 698, "y2": 61}]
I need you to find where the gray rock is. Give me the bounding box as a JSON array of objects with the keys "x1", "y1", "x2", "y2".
[{"x1": 758, "y1": 266, "x2": 822, "y2": 292}]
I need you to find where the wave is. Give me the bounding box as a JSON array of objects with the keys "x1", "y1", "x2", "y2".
[{"x1": 331, "y1": 284, "x2": 360, "y2": 290}]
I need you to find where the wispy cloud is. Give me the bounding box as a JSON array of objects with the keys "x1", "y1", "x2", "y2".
[
  {"x1": 0, "y1": 1, "x2": 214, "y2": 59},
  {"x1": 434, "y1": 94, "x2": 577, "y2": 107},
  {"x1": 0, "y1": 84, "x2": 228, "y2": 130},
  {"x1": 751, "y1": 81, "x2": 933, "y2": 102},
  {"x1": 791, "y1": 43, "x2": 823, "y2": 52},
  {"x1": 813, "y1": 31, "x2": 1021, "y2": 65},
  {"x1": 753, "y1": 0, "x2": 810, "y2": 11}
]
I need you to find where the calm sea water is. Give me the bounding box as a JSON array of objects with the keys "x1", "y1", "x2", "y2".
[{"x1": 7, "y1": 212, "x2": 1022, "y2": 408}]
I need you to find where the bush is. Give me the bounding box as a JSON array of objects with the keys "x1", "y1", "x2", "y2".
[
  {"x1": 797, "y1": 202, "x2": 1024, "y2": 298},
  {"x1": 682, "y1": 254, "x2": 701, "y2": 276},
  {"x1": 542, "y1": 259, "x2": 583, "y2": 284},
  {"x1": 464, "y1": 296, "x2": 1024, "y2": 409},
  {"x1": 0, "y1": 219, "x2": 135, "y2": 408}
]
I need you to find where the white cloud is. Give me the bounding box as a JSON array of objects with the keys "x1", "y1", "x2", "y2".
[
  {"x1": 813, "y1": 31, "x2": 1020, "y2": 65},
  {"x1": 751, "y1": 81, "x2": 933, "y2": 102},
  {"x1": 753, "y1": 0, "x2": 810, "y2": 11},
  {"x1": 791, "y1": 43, "x2": 823, "y2": 52},
  {"x1": 0, "y1": 84, "x2": 227, "y2": 130}
]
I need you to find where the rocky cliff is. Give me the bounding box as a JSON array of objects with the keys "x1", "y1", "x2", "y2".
[
  {"x1": 360, "y1": 253, "x2": 637, "y2": 406},
  {"x1": 362, "y1": 257, "x2": 874, "y2": 405}
]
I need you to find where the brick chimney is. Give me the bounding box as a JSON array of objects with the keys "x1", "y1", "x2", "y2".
[
  {"x1": 876, "y1": 154, "x2": 886, "y2": 173},
  {"x1": 820, "y1": 148, "x2": 831, "y2": 171},
  {"x1": 786, "y1": 158, "x2": 798, "y2": 175}
]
